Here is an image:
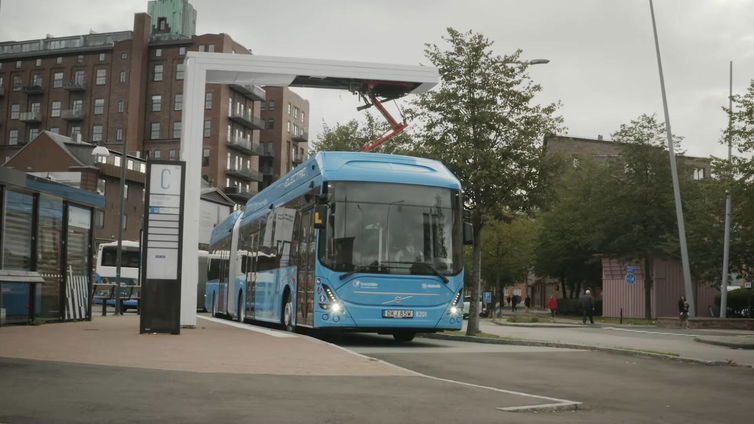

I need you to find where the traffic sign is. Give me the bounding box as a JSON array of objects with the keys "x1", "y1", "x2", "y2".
[
  {"x1": 625, "y1": 272, "x2": 636, "y2": 285},
  {"x1": 483, "y1": 291, "x2": 492, "y2": 304}
]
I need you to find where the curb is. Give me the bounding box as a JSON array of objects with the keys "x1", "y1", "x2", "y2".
[
  {"x1": 694, "y1": 337, "x2": 754, "y2": 350},
  {"x1": 419, "y1": 333, "x2": 739, "y2": 367}
]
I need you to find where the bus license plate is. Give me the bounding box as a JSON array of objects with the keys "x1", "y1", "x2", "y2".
[{"x1": 382, "y1": 309, "x2": 414, "y2": 319}]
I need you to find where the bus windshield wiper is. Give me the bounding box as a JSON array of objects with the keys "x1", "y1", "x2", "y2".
[
  {"x1": 412, "y1": 262, "x2": 449, "y2": 283},
  {"x1": 339, "y1": 265, "x2": 371, "y2": 280}
]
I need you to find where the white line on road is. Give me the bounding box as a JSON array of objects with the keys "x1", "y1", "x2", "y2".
[
  {"x1": 602, "y1": 327, "x2": 698, "y2": 337},
  {"x1": 197, "y1": 315, "x2": 298, "y2": 338}
]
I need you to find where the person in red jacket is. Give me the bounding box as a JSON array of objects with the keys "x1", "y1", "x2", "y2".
[{"x1": 548, "y1": 295, "x2": 559, "y2": 322}]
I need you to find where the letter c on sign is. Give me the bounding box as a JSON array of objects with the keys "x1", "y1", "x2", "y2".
[{"x1": 161, "y1": 168, "x2": 171, "y2": 189}]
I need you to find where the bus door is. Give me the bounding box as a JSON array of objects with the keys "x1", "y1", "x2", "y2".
[
  {"x1": 246, "y1": 232, "x2": 258, "y2": 319},
  {"x1": 296, "y1": 207, "x2": 316, "y2": 326}
]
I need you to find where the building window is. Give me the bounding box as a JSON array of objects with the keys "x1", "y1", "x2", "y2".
[
  {"x1": 56, "y1": 56, "x2": 63, "y2": 64},
  {"x1": 95, "y1": 69, "x2": 107, "y2": 85},
  {"x1": 12, "y1": 75, "x2": 22, "y2": 91},
  {"x1": 174, "y1": 94, "x2": 183, "y2": 111},
  {"x1": 294, "y1": 107, "x2": 299, "y2": 119},
  {"x1": 179, "y1": 47, "x2": 186, "y2": 56},
  {"x1": 92, "y1": 125, "x2": 103, "y2": 142},
  {"x1": 204, "y1": 120, "x2": 211, "y2": 137},
  {"x1": 94, "y1": 98, "x2": 105, "y2": 115},
  {"x1": 97, "y1": 178, "x2": 106, "y2": 195},
  {"x1": 29, "y1": 128, "x2": 39, "y2": 141},
  {"x1": 74, "y1": 70, "x2": 85, "y2": 84},
  {"x1": 169, "y1": 149, "x2": 177, "y2": 160},
  {"x1": 207, "y1": 44, "x2": 215, "y2": 52},
  {"x1": 265, "y1": 118, "x2": 274, "y2": 129},
  {"x1": 118, "y1": 101, "x2": 125, "y2": 113},
  {"x1": 53, "y1": 72, "x2": 64, "y2": 88},
  {"x1": 205, "y1": 92, "x2": 213, "y2": 109},
  {"x1": 269, "y1": 100, "x2": 276, "y2": 110},
  {"x1": 176, "y1": 64, "x2": 185, "y2": 80},
  {"x1": 98, "y1": 53, "x2": 105, "y2": 62},
  {"x1": 287, "y1": 121, "x2": 291, "y2": 133},
  {"x1": 51, "y1": 101, "x2": 61, "y2": 117},
  {"x1": 301, "y1": 111, "x2": 305, "y2": 122},
  {"x1": 35, "y1": 58, "x2": 41, "y2": 66},
  {"x1": 198, "y1": 45, "x2": 205, "y2": 52},
  {"x1": 288, "y1": 103, "x2": 292, "y2": 115},
  {"x1": 155, "y1": 48, "x2": 162, "y2": 57},
  {"x1": 121, "y1": 52, "x2": 128, "y2": 60},
  {"x1": 150, "y1": 123, "x2": 161, "y2": 140},
  {"x1": 116, "y1": 128, "x2": 124, "y2": 141},
  {"x1": 152, "y1": 95, "x2": 162, "y2": 112},
  {"x1": 16, "y1": 60, "x2": 22, "y2": 68},
  {"x1": 119, "y1": 71, "x2": 127, "y2": 83},
  {"x1": 50, "y1": 127, "x2": 60, "y2": 134},
  {"x1": 72, "y1": 99, "x2": 83, "y2": 113},
  {"x1": 10, "y1": 104, "x2": 20, "y2": 119},
  {"x1": 76, "y1": 55, "x2": 84, "y2": 64},
  {"x1": 70, "y1": 126, "x2": 81, "y2": 138},
  {"x1": 173, "y1": 121, "x2": 182, "y2": 139},
  {"x1": 153, "y1": 150, "x2": 161, "y2": 159},
  {"x1": 31, "y1": 74, "x2": 43, "y2": 86},
  {"x1": 154, "y1": 64, "x2": 163, "y2": 81},
  {"x1": 8, "y1": 130, "x2": 19, "y2": 145},
  {"x1": 202, "y1": 148, "x2": 210, "y2": 166}
]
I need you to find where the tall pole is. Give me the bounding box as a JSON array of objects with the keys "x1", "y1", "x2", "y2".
[
  {"x1": 115, "y1": 145, "x2": 127, "y2": 314},
  {"x1": 648, "y1": 0, "x2": 695, "y2": 316},
  {"x1": 720, "y1": 61, "x2": 733, "y2": 318}
]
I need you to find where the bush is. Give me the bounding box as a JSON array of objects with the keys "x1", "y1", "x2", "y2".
[
  {"x1": 716, "y1": 288, "x2": 753, "y2": 317},
  {"x1": 556, "y1": 298, "x2": 602, "y2": 316}
]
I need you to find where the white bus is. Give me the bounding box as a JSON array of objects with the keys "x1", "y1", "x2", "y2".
[{"x1": 95, "y1": 241, "x2": 141, "y2": 311}]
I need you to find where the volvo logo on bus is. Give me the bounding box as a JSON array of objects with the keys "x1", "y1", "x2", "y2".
[
  {"x1": 383, "y1": 296, "x2": 413, "y2": 305},
  {"x1": 422, "y1": 283, "x2": 442, "y2": 289}
]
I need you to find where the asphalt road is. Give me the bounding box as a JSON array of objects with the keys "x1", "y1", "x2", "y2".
[{"x1": 324, "y1": 332, "x2": 754, "y2": 424}]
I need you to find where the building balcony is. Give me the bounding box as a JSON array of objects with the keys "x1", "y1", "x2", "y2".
[
  {"x1": 22, "y1": 83, "x2": 44, "y2": 95},
  {"x1": 63, "y1": 80, "x2": 86, "y2": 92},
  {"x1": 61, "y1": 109, "x2": 85, "y2": 121},
  {"x1": 292, "y1": 153, "x2": 306, "y2": 165},
  {"x1": 261, "y1": 165, "x2": 275, "y2": 176},
  {"x1": 223, "y1": 186, "x2": 256, "y2": 202},
  {"x1": 226, "y1": 166, "x2": 263, "y2": 182},
  {"x1": 226, "y1": 137, "x2": 264, "y2": 156},
  {"x1": 228, "y1": 112, "x2": 265, "y2": 131},
  {"x1": 261, "y1": 146, "x2": 275, "y2": 158},
  {"x1": 19, "y1": 111, "x2": 42, "y2": 123},
  {"x1": 292, "y1": 132, "x2": 309, "y2": 143},
  {"x1": 229, "y1": 84, "x2": 266, "y2": 102}
]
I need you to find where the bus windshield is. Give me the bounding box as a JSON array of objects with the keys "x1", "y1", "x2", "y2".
[
  {"x1": 100, "y1": 246, "x2": 141, "y2": 268},
  {"x1": 319, "y1": 181, "x2": 463, "y2": 276}
]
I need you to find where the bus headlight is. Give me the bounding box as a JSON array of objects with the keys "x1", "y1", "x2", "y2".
[
  {"x1": 449, "y1": 305, "x2": 460, "y2": 316},
  {"x1": 331, "y1": 302, "x2": 343, "y2": 313},
  {"x1": 448, "y1": 291, "x2": 462, "y2": 315},
  {"x1": 319, "y1": 285, "x2": 346, "y2": 314}
]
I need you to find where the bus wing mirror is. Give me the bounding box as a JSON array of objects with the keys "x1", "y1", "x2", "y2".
[
  {"x1": 463, "y1": 222, "x2": 474, "y2": 245},
  {"x1": 313, "y1": 205, "x2": 328, "y2": 229}
]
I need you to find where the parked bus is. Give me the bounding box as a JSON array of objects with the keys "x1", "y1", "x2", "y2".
[
  {"x1": 206, "y1": 152, "x2": 471, "y2": 341},
  {"x1": 94, "y1": 240, "x2": 141, "y2": 311}
]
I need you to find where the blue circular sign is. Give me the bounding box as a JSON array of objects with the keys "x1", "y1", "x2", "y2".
[{"x1": 625, "y1": 272, "x2": 636, "y2": 285}]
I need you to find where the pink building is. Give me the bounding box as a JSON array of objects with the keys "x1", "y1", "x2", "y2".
[{"x1": 602, "y1": 258, "x2": 718, "y2": 319}]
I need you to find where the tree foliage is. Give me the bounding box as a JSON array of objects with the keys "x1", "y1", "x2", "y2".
[
  {"x1": 310, "y1": 112, "x2": 414, "y2": 154},
  {"x1": 407, "y1": 28, "x2": 563, "y2": 334}
]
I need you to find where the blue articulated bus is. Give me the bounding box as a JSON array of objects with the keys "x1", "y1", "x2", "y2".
[{"x1": 206, "y1": 152, "x2": 470, "y2": 341}]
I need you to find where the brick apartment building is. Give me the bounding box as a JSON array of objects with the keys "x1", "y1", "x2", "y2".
[
  {"x1": 0, "y1": 0, "x2": 308, "y2": 243},
  {"x1": 259, "y1": 87, "x2": 310, "y2": 189}
]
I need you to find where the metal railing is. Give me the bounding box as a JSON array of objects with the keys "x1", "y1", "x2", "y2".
[
  {"x1": 226, "y1": 137, "x2": 264, "y2": 155},
  {"x1": 19, "y1": 111, "x2": 42, "y2": 122},
  {"x1": 61, "y1": 109, "x2": 85, "y2": 121},
  {"x1": 63, "y1": 80, "x2": 86, "y2": 91}
]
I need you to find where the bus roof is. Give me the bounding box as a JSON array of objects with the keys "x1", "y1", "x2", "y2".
[
  {"x1": 98, "y1": 240, "x2": 140, "y2": 249},
  {"x1": 239, "y1": 152, "x2": 460, "y2": 228},
  {"x1": 209, "y1": 210, "x2": 243, "y2": 245}
]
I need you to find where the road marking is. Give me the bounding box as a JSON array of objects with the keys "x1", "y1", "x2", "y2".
[
  {"x1": 602, "y1": 327, "x2": 698, "y2": 337},
  {"x1": 324, "y1": 337, "x2": 582, "y2": 412},
  {"x1": 197, "y1": 315, "x2": 298, "y2": 338}
]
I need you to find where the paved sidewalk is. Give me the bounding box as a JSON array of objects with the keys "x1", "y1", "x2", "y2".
[{"x1": 434, "y1": 316, "x2": 754, "y2": 367}]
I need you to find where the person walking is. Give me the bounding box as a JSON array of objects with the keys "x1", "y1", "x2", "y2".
[
  {"x1": 580, "y1": 289, "x2": 595, "y2": 324},
  {"x1": 678, "y1": 296, "x2": 690, "y2": 328},
  {"x1": 524, "y1": 296, "x2": 531, "y2": 313},
  {"x1": 547, "y1": 295, "x2": 558, "y2": 322},
  {"x1": 511, "y1": 295, "x2": 518, "y2": 312}
]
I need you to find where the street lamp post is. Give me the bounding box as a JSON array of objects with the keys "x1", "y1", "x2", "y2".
[{"x1": 720, "y1": 61, "x2": 734, "y2": 318}]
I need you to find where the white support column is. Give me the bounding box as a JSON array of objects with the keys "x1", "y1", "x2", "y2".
[{"x1": 178, "y1": 56, "x2": 206, "y2": 327}]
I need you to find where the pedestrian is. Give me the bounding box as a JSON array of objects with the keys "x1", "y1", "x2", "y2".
[
  {"x1": 580, "y1": 289, "x2": 595, "y2": 324},
  {"x1": 548, "y1": 295, "x2": 558, "y2": 322},
  {"x1": 678, "y1": 296, "x2": 690, "y2": 328},
  {"x1": 506, "y1": 295, "x2": 511, "y2": 310},
  {"x1": 511, "y1": 295, "x2": 518, "y2": 312},
  {"x1": 524, "y1": 296, "x2": 531, "y2": 313}
]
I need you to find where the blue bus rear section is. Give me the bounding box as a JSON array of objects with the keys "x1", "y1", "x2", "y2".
[{"x1": 206, "y1": 152, "x2": 465, "y2": 337}]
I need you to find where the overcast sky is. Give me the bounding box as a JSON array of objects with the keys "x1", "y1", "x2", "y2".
[{"x1": 1, "y1": 0, "x2": 752, "y2": 159}]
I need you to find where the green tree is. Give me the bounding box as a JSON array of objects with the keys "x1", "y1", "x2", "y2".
[
  {"x1": 408, "y1": 28, "x2": 562, "y2": 335},
  {"x1": 603, "y1": 114, "x2": 687, "y2": 318},
  {"x1": 535, "y1": 157, "x2": 609, "y2": 299}
]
